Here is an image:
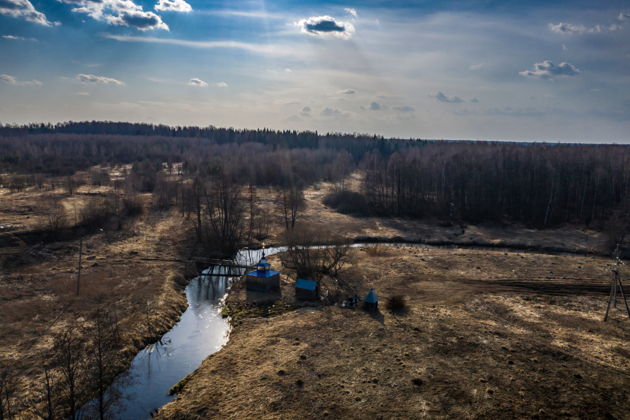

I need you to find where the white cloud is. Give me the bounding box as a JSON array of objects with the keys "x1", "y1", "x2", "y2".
[
  {"x1": 394, "y1": 105, "x2": 415, "y2": 112},
  {"x1": 344, "y1": 8, "x2": 357, "y2": 18},
  {"x1": 102, "y1": 34, "x2": 295, "y2": 57},
  {"x1": 0, "y1": 0, "x2": 55, "y2": 26},
  {"x1": 295, "y1": 16, "x2": 355, "y2": 39},
  {"x1": 369, "y1": 101, "x2": 383, "y2": 111},
  {"x1": 338, "y1": 89, "x2": 355, "y2": 94},
  {"x1": 188, "y1": 78, "x2": 208, "y2": 87},
  {"x1": 76, "y1": 73, "x2": 125, "y2": 85},
  {"x1": 618, "y1": 11, "x2": 630, "y2": 21},
  {"x1": 469, "y1": 63, "x2": 484, "y2": 71},
  {"x1": 59, "y1": 0, "x2": 169, "y2": 31},
  {"x1": 549, "y1": 21, "x2": 624, "y2": 35},
  {"x1": 154, "y1": 0, "x2": 191, "y2": 13},
  {"x1": 519, "y1": 60, "x2": 580, "y2": 80},
  {"x1": 1, "y1": 34, "x2": 36, "y2": 41},
  {"x1": 215, "y1": 81, "x2": 228, "y2": 88},
  {"x1": 549, "y1": 22, "x2": 589, "y2": 35},
  {"x1": 0, "y1": 73, "x2": 42, "y2": 86},
  {"x1": 433, "y1": 91, "x2": 464, "y2": 103},
  {"x1": 321, "y1": 107, "x2": 342, "y2": 117}
]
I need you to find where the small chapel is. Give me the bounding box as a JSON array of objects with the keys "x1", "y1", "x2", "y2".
[{"x1": 245, "y1": 252, "x2": 281, "y2": 292}]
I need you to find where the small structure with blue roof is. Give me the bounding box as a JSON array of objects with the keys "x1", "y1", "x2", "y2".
[
  {"x1": 363, "y1": 288, "x2": 378, "y2": 311},
  {"x1": 295, "y1": 278, "x2": 319, "y2": 301},
  {"x1": 245, "y1": 252, "x2": 281, "y2": 292}
]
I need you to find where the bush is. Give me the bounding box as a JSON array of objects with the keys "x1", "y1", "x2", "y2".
[
  {"x1": 122, "y1": 196, "x2": 144, "y2": 217},
  {"x1": 80, "y1": 198, "x2": 112, "y2": 230},
  {"x1": 365, "y1": 244, "x2": 389, "y2": 257},
  {"x1": 322, "y1": 190, "x2": 369, "y2": 215},
  {"x1": 386, "y1": 295, "x2": 408, "y2": 314}
]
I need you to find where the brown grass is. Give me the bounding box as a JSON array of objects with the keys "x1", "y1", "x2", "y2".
[{"x1": 157, "y1": 246, "x2": 629, "y2": 419}]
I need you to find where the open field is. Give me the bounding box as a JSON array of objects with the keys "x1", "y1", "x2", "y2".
[{"x1": 158, "y1": 246, "x2": 629, "y2": 419}]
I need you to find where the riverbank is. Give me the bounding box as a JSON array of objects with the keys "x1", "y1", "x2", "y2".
[
  {"x1": 156, "y1": 245, "x2": 630, "y2": 419},
  {"x1": 0, "y1": 203, "x2": 192, "y2": 418}
]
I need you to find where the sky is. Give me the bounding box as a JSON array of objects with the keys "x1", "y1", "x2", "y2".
[{"x1": 1, "y1": 0, "x2": 629, "y2": 142}]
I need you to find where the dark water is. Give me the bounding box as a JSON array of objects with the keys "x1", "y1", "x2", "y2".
[{"x1": 77, "y1": 247, "x2": 285, "y2": 420}]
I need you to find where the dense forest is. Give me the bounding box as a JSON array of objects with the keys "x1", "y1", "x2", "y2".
[{"x1": 1, "y1": 121, "x2": 629, "y2": 232}]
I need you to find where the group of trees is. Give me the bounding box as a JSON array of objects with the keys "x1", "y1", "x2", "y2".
[
  {"x1": 2, "y1": 120, "x2": 630, "y2": 234},
  {"x1": 0, "y1": 311, "x2": 124, "y2": 419},
  {"x1": 346, "y1": 143, "x2": 630, "y2": 228}
]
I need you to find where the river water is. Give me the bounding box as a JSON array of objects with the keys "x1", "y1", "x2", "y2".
[{"x1": 77, "y1": 247, "x2": 285, "y2": 419}]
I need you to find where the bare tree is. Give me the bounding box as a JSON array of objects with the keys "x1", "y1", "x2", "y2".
[
  {"x1": 53, "y1": 325, "x2": 85, "y2": 420},
  {"x1": 0, "y1": 365, "x2": 17, "y2": 420},
  {"x1": 282, "y1": 227, "x2": 350, "y2": 279},
  {"x1": 85, "y1": 311, "x2": 123, "y2": 420},
  {"x1": 200, "y1": 173, "x2": 245, "y2": 256},
  {"x1": 45, "y1": 199, "x2": 67, "y2": 234},
  {"x1": 278, "y1": 183, "x2": 305, "y2": 231}
]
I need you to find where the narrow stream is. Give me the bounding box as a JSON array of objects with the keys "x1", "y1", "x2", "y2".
[{"x1": 77, "y1": 247, "x2": 285, "y2": 419}]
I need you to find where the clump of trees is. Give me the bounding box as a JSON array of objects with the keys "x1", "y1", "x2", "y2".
[
  {"x1": 326, "y1": 143, "x2": 630, "y2": 229},
  {"x1": 0, "y1": 310, "x2": 125, "y2": 420},
  {"x1": 281, "y1": 227, "x2": 351, "y2": 279}
]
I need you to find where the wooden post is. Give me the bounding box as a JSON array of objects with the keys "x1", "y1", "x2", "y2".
[{"x1": 76, "y1": 236, "x2": 82, "y2": 296}]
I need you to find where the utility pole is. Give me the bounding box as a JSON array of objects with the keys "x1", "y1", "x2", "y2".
[
  {"x1": 76, "y1": 236, "x2": 83, "y2": 296},
  {"x1": 604, "y1": 244, "x2": 630, "y2": 321}
]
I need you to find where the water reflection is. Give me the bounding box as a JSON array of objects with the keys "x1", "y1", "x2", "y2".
[{"x1": 77, "y1": 247, "x2": 287, "y2": 420}]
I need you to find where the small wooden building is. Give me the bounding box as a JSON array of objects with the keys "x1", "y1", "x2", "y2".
[
  {"x1": 363, "y1": 288, "x2": 378, "y2": 311},
  {"x1": 245, "y1": 255, "x2": 280, "y2": 292},
  {"x1": 295, "y1": 278, "x2": 319, "y2": 301}
]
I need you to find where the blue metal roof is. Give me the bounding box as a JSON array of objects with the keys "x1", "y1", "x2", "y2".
[
  {"x1": 295, "y1": 279, "x2": 317, "y2": 291},
  {"x1": 246, "y1": 269, "x2": 280, "y2": 278},
  {"x1": 364, "y1": 288, "x2": 378, "y2": 303},
  {"x1": 256, "y1": 257, "x2": 271, "y2": 268}
]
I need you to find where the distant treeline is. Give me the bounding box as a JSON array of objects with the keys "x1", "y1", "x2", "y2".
[{"x1": 1, "y1": 121, "x2": 629, "y2": 229}]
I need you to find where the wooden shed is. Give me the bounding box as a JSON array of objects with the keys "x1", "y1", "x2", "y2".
[{"x1": 295, "y1": 278, "x2": 319, "y2": 301}]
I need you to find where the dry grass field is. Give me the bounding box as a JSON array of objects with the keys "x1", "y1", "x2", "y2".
[
  {"x1": 157, "y1": 246, "x2": 629, "y2": 419},
  {"x1": 1, "y1": 170, "x2": 627, "y2": 418}
]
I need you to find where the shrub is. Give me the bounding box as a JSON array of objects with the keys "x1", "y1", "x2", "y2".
[
  {"x1": 386, "y1": 295, "x2": 408, "y2": 314},
  {"x1": 122, "y1": 195, "x2": 144, "y2": 217},
  {"x1": 322, "y1": 190, "x2": 369, "y2": 215},
  {"x1": 80, "y1": 198, "x2": 112, "y2": 230},
  {"x1": 365, "y1": 244, "x2": 389, "y2": 257}
]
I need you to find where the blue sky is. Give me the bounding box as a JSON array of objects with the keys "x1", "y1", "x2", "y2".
[{"x1": 1, "y1": 0, "x2": 629, "y2": 142}]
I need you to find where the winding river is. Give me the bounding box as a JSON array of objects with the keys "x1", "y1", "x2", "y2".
[{"x1": 78, "y1": 247, "x2": 285, "y2": 419}]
